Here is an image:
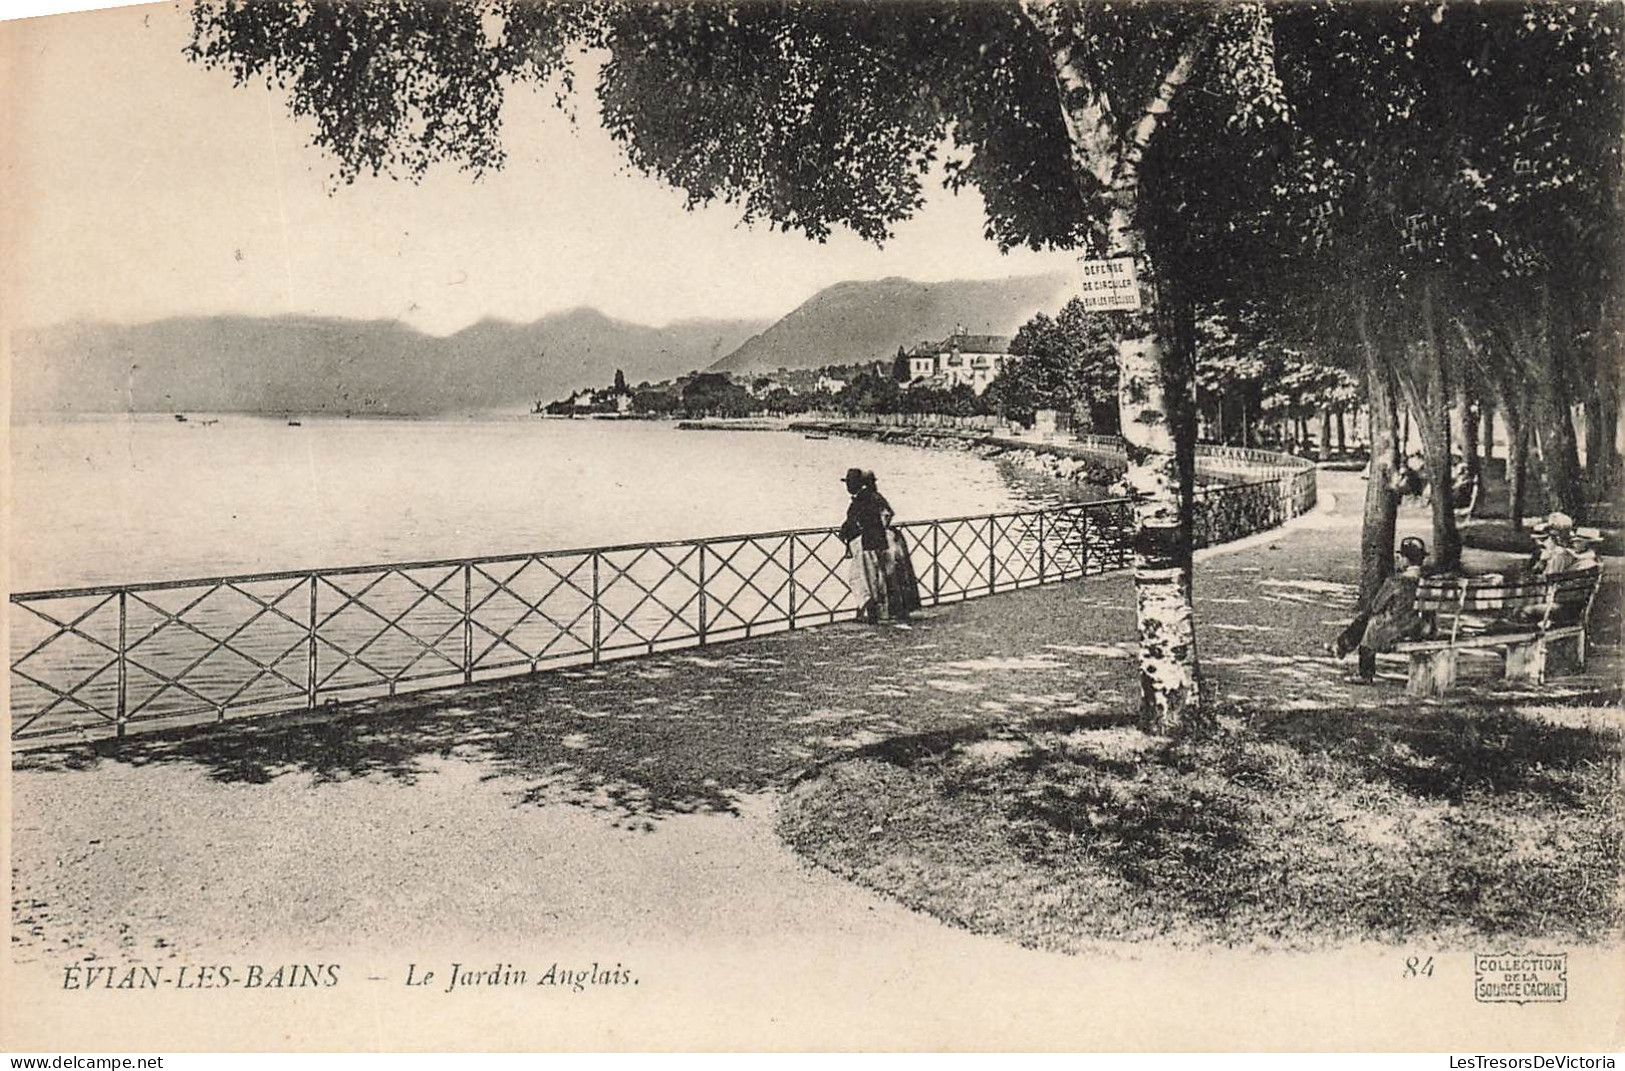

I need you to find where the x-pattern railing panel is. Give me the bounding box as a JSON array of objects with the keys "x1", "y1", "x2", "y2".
[
  {"x1": 468, "y1": 554, "x2": 595, "y2": 669},
  {"x1": 790, "y1": 531, "x2": 855, "y2": 620},
  {"x1": 11, "y1": 450, "x2": 1315, "y2": 743},
  {"x1": 933, "y1": 518, "x2": 995, "y2": 599},
  {"x1": 1043, "y1": 509, "x2": 1089, "y2": 578},
  {"x1": 705, "y1": 536, "x2": 794, "y2": 633},
  {"x1": 11, "y1": 594, "x2": 120, "y2": 672},
  {"x1": 597, "y1": 544, "x2": 702, "y2": 651},
  {"x1": 122, "y1": 579, "x2": 310, "y2": 720},
  {"x1": 990, "y1": 513, "x2": 1043, "y2": 588},
  {"x1": 9, "y1": 594, "x2": 121, "y2": 737},
  {"x1": 314, "y1": 566, "x2": 465, "y2": 690}
]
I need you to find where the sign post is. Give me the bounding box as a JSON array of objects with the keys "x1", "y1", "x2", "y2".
[{"x1": 1076, "y1": 256, "x2": 1142, "y2": 312}]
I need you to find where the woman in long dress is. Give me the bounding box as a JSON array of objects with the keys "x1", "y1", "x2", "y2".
[
  {"x1": 839, "y1": 467, "x2": 893, "y2": 623},
  {"x1": 867, "y1": 473, "x2": 921, "y2": 621}
]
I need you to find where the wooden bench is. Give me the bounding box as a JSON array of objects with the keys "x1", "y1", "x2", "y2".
[{"x1": 1394, "y1": 568, "x2": 1602, "y2": 696}]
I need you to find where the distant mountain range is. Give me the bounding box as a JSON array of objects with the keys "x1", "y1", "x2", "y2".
[
  {"x1": 10, "y1": 311, "x2": 768, "y2": 416},
  {"x1": 10, "y1": 271, "x2": 1074, "y2": 414},
  {"x1": 709, "y1": 272, "x2": 1072, "y2": 374}
]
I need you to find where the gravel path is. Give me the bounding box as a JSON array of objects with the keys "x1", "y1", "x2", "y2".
[{"x1": 10, "y1": 471, "x2": 1621, "y2": 1050}]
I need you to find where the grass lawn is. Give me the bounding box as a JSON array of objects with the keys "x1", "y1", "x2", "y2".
[{"x1": 779, "y1": 702, "x2": 1624, "y2": 953}]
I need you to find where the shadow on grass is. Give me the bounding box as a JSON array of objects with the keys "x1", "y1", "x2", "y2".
[
  {"x1": 14, "y1": 670, "x2": 780, "y2": 825},
  {"x1": 1247, "y1": 701, "x2": 1622, "y2": 807},
  {"x1": 14, "y1": 616, "x2": 1055, "y2": 825},
  {"x1": 785, "y1": 698, "x2": 1624, "y2": 946}
]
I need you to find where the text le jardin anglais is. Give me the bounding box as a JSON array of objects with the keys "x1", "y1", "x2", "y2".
[{"x1": 62, "y1": 961, "x2": 637, "y2": 994}]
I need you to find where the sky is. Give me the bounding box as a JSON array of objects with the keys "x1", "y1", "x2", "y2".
[{"x1": 4, "y1": 1, "x2": 1080, "y2": 336}]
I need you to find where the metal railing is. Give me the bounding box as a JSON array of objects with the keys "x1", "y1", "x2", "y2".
[{"x1": 9, "y1": 449, "x2": 1315, "y2": 746}]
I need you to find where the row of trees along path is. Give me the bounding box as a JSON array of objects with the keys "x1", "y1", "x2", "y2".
[{"x1": 188, "y1": 0, "x2": 1622, "y2": 735}]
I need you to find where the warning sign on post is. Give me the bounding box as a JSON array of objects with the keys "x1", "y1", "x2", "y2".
[{"x1": 1077, "y1": 256, "x2": 1141, "y2": 312}]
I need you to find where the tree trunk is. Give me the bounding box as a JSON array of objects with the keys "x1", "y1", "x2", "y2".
[
  {"x1": 1336, "y1": 409, "x2": 1347, "y2": 454},
  {"x1": 1506, "y1": 398, "x2": 1529, "y2": 529},
  {"x1": 1457, "y1": 316, "x2": 1508, "y2": 515},
  {"x1": 1025, "y1": 4, "x2": 1210, "y2": 732},
  {"x1": 1583, "y1": 387, "x2": 1620, "y2": 500},
  {"x1": 1394, "y1": 280, "x2": 1461, "y2": 571},
  {"x1": 1116, "y1": 282, "x2": 1201, "y2": 731},
  {"x1": 1533, "y1": 399, "x2": 1585, "y2": 520},
  {"x1": 1456, "y1": 375, "x2": 1482, "y2": 455},
  {"x1": 1452, "y1": 375, "x2": 1479, "y2": 492},
  {"x1": 1454, "y1": 377, "x2": 1481, "y2": 520},
  {"x1": 1356, "y1": 299, "x2": 1402, "y2": 609},
  {"x1": 1318, "y1": 410, "x2": 1331, "y2": 462},
  {"x1": 1525, "y1": 284, "x2": 1586, "y2": 521}
]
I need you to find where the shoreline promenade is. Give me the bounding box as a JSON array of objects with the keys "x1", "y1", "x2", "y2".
[{"x1": 9, "y1": 470, "x2": 1621, "y2": 1050}]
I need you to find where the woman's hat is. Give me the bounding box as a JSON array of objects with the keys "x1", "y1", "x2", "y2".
[
  {"x1": 1398, "y1": 536, "x2": 1427, "y2": 563},
  {"x1": 1536, "y1": 512, "x2": 1576, "y2": 544},
  {"x1": 1575, "y1": 526, "x2": 1603, "y2": 545}
]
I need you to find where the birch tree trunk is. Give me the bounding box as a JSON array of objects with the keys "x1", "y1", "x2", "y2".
[{"x1": 1023, "y1": 5, "x2": 1209, "y2": 731}]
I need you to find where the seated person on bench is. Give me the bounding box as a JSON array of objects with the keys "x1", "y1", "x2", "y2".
[
  {"x1": 1325, "y1": 537, "x2": 1429, "y2": 683},
  {"x1": 1572, "y1": 527, "x2": 1602, "y2": 572},
  {"x1": 1526, "y1": 512, "x2": 1580, "y2": 577},
  {"x1": 1493, "y1": 512, "x2": 1580, "y2": 628}
]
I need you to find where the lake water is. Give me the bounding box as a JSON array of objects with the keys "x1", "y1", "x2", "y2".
[
  {"x1": 9, "y1": 414, "x2": 1038, "y2": 592},
  {"x1": 8, "y1": 414, "x2": 1139, "y2": 742}
]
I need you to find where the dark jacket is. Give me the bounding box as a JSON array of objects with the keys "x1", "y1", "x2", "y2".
[
  {"x1": 840, "y1": 488, "x2": 892, "y2": 551},
  {"x1": 1360, "y1": 569, "x2": 1425, "y2": 652}
]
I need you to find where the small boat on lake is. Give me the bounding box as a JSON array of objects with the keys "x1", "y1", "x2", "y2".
[{"x1": 173, "y1": 414, "x2": 188, "y2": 423}]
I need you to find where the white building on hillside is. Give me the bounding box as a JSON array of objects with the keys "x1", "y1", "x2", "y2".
[{"x1": 896, "y1": 326, "x2": 1015, "y2": 395}]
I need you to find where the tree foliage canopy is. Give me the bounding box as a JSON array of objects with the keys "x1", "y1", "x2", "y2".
[
  {"x1": 187, "y1": 0, "x2": 1314, "y2": 259},
  {"x1": 992, "y1": 298, "x2": 1118, "y2": 427}
]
